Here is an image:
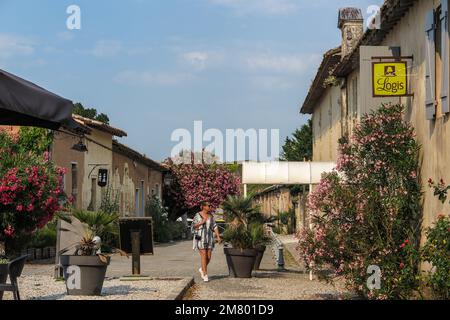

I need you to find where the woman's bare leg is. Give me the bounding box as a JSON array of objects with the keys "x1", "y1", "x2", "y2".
[
  {"x1": 199, "y1": 250, "x2": 208, "y2": 275},
  {"x1": 206, "y1": 250, "x2": 212, "y2": 267}
]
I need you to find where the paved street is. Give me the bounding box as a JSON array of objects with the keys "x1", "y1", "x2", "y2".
[{"x1": 20, "y1": 240, "x2": 349, "y2": 300}]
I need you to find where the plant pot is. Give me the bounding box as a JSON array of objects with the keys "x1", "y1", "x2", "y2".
[
  {"x1": 253, "y1": 246, "x2": 266, "y2": 270},
  {"x1": 224, "y1": 248, "x2": 257, "y2": 278},
  {"x1": 35, "y1": 248, "x2": 42, "y2": 260},
  {"x1": 60, "y1": 255, "x2": 110, "y2": 296},
  {"x1": 0, "y1": 264, "x2": 8, "y2": 300}
]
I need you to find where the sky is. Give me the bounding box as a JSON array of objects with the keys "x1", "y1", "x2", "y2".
[{"x1": 0, "y1": 0, "x2": 383, "y2": 161}]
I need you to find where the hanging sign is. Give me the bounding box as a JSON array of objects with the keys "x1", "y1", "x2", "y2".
[
  {"x1": 98, "y1": 169, "x2": 108, "y2": 187},
  {"x1": 372, "y1": 61, "x2": 408, "y2": 97}
]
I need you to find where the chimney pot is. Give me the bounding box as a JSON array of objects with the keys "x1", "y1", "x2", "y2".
[{"x1": 338, "y1": 8, "x2": 364, "y2": 59}]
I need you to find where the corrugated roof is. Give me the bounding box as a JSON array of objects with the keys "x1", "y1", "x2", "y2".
[{"x1": 300, "y1": 47, "x2": 342, "y2": 114}]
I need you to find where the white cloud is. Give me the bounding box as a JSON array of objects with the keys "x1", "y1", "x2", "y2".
[
  {"x1": 114, "y1": 70, "x2": 194, "y2": 86},
  {"x1": 0, "y1": 34, "x2": 34, "y2": 59},
  {"x1": 245, "y1": 53, "x2": 320, "y2": 74},
  {"x1": 182, "y1": 51, "x2": 209, "y2": 70},
  {"x1": 57, "y1": 31, "x2": 75, "y2": 41},
  {"x1": 208, "y1": 0, "x2": 298, "y2": 15},
  {"x1": 250, "y1": 75, "x2": 296, "y2": 90},
  {"x1": 90, "y1": 40, "x2": 123, "y2": 57}
]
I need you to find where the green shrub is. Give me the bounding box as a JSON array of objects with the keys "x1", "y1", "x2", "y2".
[
  {"x1": 421, "y1": 215, "x2": 450, "y2": 300},
  {"x1": 298, "y1": 104, "x2": 422, "y2": 300}
]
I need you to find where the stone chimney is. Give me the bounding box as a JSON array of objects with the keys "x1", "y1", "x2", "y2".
[{"x1": 338, "y1": 8, "x2": 364, "y2": 59}]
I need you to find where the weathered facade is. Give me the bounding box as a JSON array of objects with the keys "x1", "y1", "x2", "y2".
[
  {"x1": 54, "y1": 115, "x2": 128, "y2": 212},
  {"x1": 253, "y1": 186, "x2": 308, "y2": 233},
  {"x1": 301, "y1": 0, "x2": 450, "y2": 236},
  {"x1": 112, "y1": 140, "x2": 165, "y2": 217}
]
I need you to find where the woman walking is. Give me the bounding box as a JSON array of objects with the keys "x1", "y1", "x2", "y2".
[{"x1": 192, "y1": 201, "x2": 222, "y2": 282}]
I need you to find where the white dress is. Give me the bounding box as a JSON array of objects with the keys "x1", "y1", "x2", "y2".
[{"x1": 192, "y1": 212, "x2": 217, "y2": 251}]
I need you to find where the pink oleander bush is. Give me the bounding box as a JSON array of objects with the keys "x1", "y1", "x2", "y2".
[
  {"x1": 297, "y1": 104, "x2": 422, "y2": 300},
  {"x1": 164, "y1": 163, "x2": 241, "y2": 219},
  {"x1": 0, "y1": 129, "x2": 68, "y2": 253}
]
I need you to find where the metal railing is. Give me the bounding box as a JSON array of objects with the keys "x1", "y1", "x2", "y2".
[{"x1": 265, "y1": 224, "x2": 285, "y2": 271}]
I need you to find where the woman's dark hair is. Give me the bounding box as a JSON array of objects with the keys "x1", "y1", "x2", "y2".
[{"x1": 200, "y1": 201, "x2": 210, "y2": 208}]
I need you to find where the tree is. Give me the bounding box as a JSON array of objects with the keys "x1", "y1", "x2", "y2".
[
  {"x1": 164, "y1": 163, "x2": 241, "y2": 220},
  {"x1": 281, "y1": 119, "x2": 312, "y2": 161},
  {"x1": 73, "y1": 102, "x2": 110, "y2": 125},
  {"x1": 0, "y1": 130, "x2": 69, "y2": 255}
]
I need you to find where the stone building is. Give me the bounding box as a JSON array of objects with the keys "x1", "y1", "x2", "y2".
[
  {"x1": 112, "y1": 140, "x2": 166, "y2": 217},
  {"x1": 52, "y1": 115, "x2": 128, "y2": 212},
  {"x1": 300, "y1": 0, "x2": 449, "y2": 236},
  {"x1": 253, "y1": 185, "x2": 308, "y2": 233}
]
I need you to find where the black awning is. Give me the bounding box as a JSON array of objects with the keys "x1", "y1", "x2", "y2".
[{"x1": 0, "y1": 69, "x2": 84, "y2": 132}]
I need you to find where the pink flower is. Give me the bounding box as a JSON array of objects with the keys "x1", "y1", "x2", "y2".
[{"x1": 3, "y1": 225, "x2": 15, "y2": 238}]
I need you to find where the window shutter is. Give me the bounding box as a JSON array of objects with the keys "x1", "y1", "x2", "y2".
[
  {"x1": 425, "y1": 9, "x2": 436, "y2": 120},
  {"x1": 441, "y1": 0, "x2": 449, "y2": 113}
]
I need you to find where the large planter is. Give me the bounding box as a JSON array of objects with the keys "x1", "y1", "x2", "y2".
[
  {"x1": 60, "y1": 255, "x2": 110, "y2": 296},
  {"x1": 224, "y1": 248, "x2": 257, "y2": 278},
  {"x1": 0, "y1": 264, "x2": 8, "y2": 300},
  {"x1": 253, "y1": 246, "x2": 266, "y2": 271}
]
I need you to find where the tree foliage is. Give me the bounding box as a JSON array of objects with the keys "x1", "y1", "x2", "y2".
[
  {"x1": 297, "y1": 104, "x2": 422, "y2": 300},
  {"x1": 73, "y1": 102, "x2": 110, "y2": 124},
  {"x1": 164, "y1": 163, "x2": 241, "y2": 220},
  {"x1": 281, "y1": 119, "x2": 312, "y2": 161}
]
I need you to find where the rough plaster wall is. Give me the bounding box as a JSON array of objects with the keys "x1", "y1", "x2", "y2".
[
  {"x1": 312, "y1": 85, "x2": 342, "y2": 162},
  {"x1": 81, "y1": 130, "x2": 113, "y2": 211},
  {"x1": 378, "y1": 0, "x2": 447, "y2": 236}
]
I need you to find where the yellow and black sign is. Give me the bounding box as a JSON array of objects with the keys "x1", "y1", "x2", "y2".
[{"x1": 372, "y1": 61, "x2": 408, "y2": 97}]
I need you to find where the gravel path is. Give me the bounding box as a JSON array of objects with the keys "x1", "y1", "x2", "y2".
[
  {"x1": 2, "y1": 240, "x2": 352, "y2": 300},
  {"x1": 1, "y1": 275, "x2": 188, "y2": 300}
]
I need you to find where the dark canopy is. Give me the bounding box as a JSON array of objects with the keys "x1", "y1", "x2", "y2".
[{"x1": 0, "y1": 69, "x2": 84, "y2": 132}]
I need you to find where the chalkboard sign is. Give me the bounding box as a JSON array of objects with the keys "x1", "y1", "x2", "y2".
[
  {"x1": 119, "y1": 217, "x2": 154, "y2": 255},
  {"x1": 98, "y1": 169, "x2": 108, "y2": 187}
]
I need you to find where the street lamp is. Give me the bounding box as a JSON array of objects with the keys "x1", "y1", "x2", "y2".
[{"x1": 71, "y1": 138, "x2": 88, "y2": 152}]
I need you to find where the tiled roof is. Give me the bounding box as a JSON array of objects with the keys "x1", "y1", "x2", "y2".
[
  {"x1": 333, "y1": 0, "x2": 417, "y2": 77},
  {"x1": 112, "y1": 140, "x2": 166, "y2": 172},
  {"x1": 300, "y1": 47, "x2": 342, "y2": 114},
  {"x1": 73, "y1": 114, "x2": 127, "y2": 137}
]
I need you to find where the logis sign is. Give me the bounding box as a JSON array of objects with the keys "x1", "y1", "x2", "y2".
[{"x1": 372, "y1": 61, "x2": 408, "y2": 97}]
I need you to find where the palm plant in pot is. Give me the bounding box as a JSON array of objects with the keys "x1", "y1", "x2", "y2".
[
  {"x1": 59, "y1": 210, "x2": 127, "y2": 296},
  {"x1": 222, "y1": 195, "x2": 271, "y2": 278}
]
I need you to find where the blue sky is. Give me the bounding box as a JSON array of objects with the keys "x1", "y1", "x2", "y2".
[{"x1": 0, "y1": 0, "x2": 383, "y2": 161}]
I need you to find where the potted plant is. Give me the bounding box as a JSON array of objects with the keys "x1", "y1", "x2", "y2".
[
  {"x1": 59, "y1": 210, "x2": 126, "y2": 296},
  {"x1": 222, "y1": 195, "x2": 271, "y2": 278}
]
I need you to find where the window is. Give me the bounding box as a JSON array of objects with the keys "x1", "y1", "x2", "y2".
[
  {"x1": 155, "y1": 183, "x2": 160, "y2": 199},
  {"x1": 425, "y1": 1, "x2": 449, "y2": 120},
  {"x1": 71, "y1": 163, "x2": 78, "y2": 205},
  {"x1": 135, "y1": 188, "x2": 140, "y2": 216},
  {"x1": 140, "y1": 181, "x2": 145, "y2": 217},
  {"x1": 89, "y1": 178, "x2": 97, "y2": 211}
]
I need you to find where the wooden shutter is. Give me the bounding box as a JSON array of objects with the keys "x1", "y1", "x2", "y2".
[
  {"x1": 425, "y1": 9, "x2": 436, "y2": 120},
  {"x1": 441, "y1": 0, "x2": 449, "y2": 113}
]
